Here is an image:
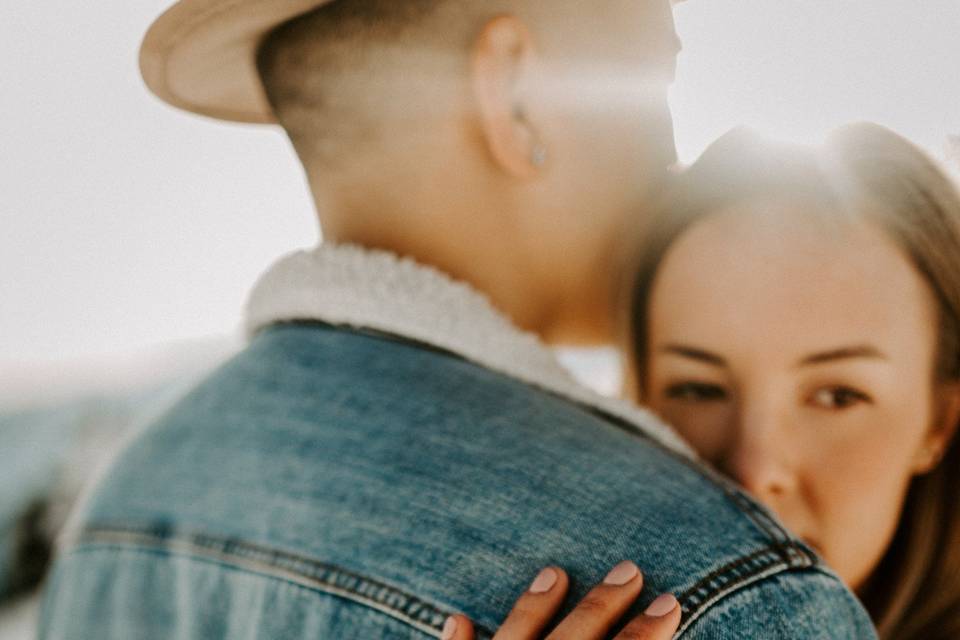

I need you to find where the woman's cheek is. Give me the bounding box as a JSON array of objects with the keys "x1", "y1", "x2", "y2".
[{"x1": 800, "y1": 410, "x2": 920, "y2": 589}]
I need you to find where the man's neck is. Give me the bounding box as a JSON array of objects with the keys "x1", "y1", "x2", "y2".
[
  {"x1": 310, "y1": 169, "x2": 617, "y2": 348},
  {"x1": 321, "y1": 225, "x2": 613, "y2": 347}
]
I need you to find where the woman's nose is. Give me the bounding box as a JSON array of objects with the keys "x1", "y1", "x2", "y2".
[{"x1": 718, "y1": 407, "x2": 798, "y2": 505}]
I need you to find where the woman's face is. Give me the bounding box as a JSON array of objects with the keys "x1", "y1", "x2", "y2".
[{"x1": 641, "y1": 199, "x2": 953, "y2": 591}]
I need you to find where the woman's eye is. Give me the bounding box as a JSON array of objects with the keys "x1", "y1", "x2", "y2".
[
  {"x1": 664, "y1": 382, "x2": 728, "y2": 402},
  {"x1": 808, "y1": 386, "x2": 872, "y2": 410}
]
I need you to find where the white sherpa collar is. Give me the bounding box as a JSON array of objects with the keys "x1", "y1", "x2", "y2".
[{"x1": 244, "y1": 242, "x2": 693, "y2": 457}]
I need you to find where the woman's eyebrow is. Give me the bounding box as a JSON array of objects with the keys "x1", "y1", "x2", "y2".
[
  {"x1": 659, "y1": 344, "x2": 728, "y2": 367},
  {"x1": 797, "y1": 345, "x2": 889, "y2": 367}
]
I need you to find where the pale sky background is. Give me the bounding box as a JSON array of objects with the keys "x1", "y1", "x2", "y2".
[{"x1": 2, "y1": 1, "x2": 959, "y2": 400}]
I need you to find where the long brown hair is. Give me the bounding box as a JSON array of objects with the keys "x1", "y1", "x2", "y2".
[{"x1": 622, "y1": 124, "x2": 960, "y2": 638}]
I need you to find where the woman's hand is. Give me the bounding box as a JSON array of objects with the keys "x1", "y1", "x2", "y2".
[{"x1": 442, "y1": 561, "x2": 681, "y2": 639}]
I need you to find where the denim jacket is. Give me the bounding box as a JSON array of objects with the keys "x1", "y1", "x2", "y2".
[{"x1": 39, "y1": 244, "x2": 877, "y2": 638}]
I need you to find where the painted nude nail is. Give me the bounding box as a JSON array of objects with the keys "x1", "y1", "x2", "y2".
[
  {"x1": 645, "y1": 593, "x2": 679, "y2": 617},
  {"x1": 529, "y1": 567, "x2": 559, "y2": 593},
  {"x1": 441, "y1": 615, "x2": 458, "y2": 640},
  {"x1": 603, "y1": 561, "x2": 640, "y2": 586}
]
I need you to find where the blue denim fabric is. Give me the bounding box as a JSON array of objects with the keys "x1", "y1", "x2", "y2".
[
  {"x1": 0, "y1": 381, "x2": 206, "y2": 603},
  {"x1": 38, "y1": 323, "x2": 877, "y2": 638}
]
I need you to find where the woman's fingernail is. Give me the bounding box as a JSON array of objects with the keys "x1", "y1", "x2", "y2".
[
  {"x1": 645, "y1": 593, "x2": 679, "y2": 617},
  {"x1": 529, "y1": 567, "x2": 559, "y2": 593},
  {"x1": 441, "y1": 615, "x2": 458, "y2": 640},
  {"x1": 603, "y1": 560, "x2": 640, "y2": 586}
]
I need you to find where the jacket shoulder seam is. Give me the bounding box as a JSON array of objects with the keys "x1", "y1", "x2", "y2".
[{"x1": 673, "y1": 543, "x2": 822, "y2": 635}]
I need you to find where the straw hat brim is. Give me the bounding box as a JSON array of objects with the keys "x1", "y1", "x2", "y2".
[{"x1": 139, "y1": 0, "x2": 337, "y2": 124}]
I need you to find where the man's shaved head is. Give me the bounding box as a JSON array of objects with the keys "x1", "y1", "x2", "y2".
[
  {"x1": 256, "y1": 0, "x2": 491, "y2": 168},
  {"x1": 254, "y1": 0, "x2": 646, "y2": 170}
]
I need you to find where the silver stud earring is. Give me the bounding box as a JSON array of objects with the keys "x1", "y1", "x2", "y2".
[{"x1": 531, "y1": 144, "x2": 548, "y2": 168}]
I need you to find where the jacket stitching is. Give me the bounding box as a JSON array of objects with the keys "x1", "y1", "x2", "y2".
[
  {"x1": 73, "y1": 525, "x2": 493, "y2": 640},
  {"x1": 673, "y1": 545, "x2": 829, "y2": 636},
  {"x1": 74, "y1": 524, "x2": 818, "y2": 636},
  {"x1": 678, "y1": 545, "x2": 807, "y2": 608}
]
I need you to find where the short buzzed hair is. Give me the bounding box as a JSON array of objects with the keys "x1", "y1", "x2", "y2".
[{"x1": 255, "y1": 0, "x2": 472, "y2": 168}]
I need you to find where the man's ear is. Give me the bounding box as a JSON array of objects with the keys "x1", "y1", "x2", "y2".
[
  {"x1": 914, "y1": 381, "x2": 960, "y2": 474},
  {"x1": 470, "y1": 15, "x2": 542, "y2": 178}
]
